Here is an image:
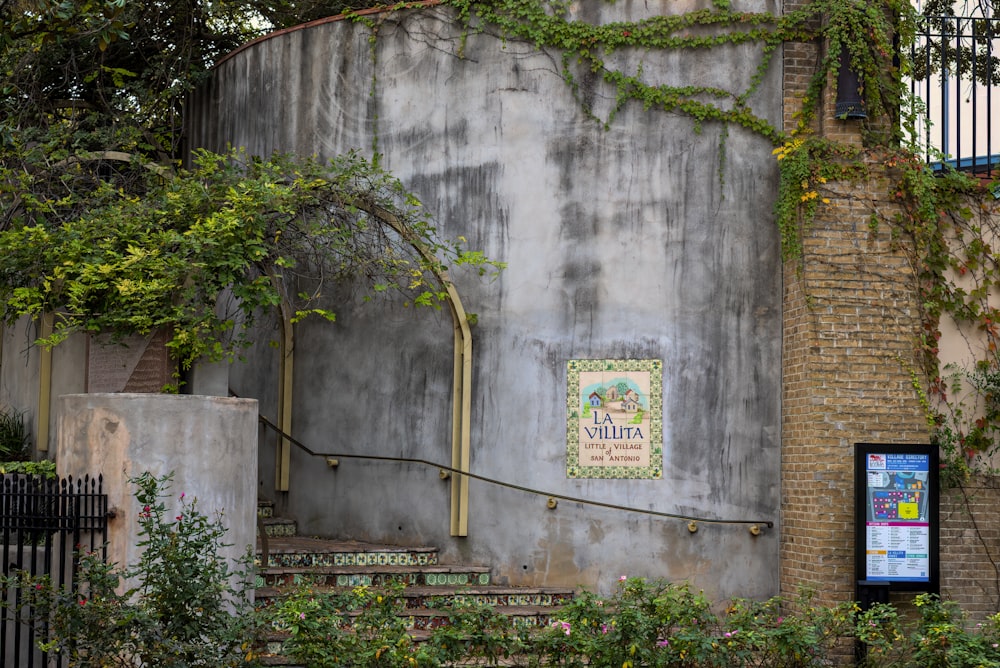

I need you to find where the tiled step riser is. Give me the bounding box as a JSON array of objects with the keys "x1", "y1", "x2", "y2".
[
  {"x1": 262, "y1": 571, "x2": 492, "y2": 588},
  {"x1": 256, "y1": 591, "x2": 572, "y2": 610},
  {"x1": 252, "y1": 534, "x2": 574, "y2": 666},
  {"x1": 266, "y1": 549, "x2": 439, "y2": 569},
  {"x1": 408, "y1": 611, "x2": 559, "y2": 631},
  {"x1": 262, "y1": 611, "x2": 561, "y2": 654},
  {"x1": 262, "y1": 521, "x2": 296, "y2": 538}
]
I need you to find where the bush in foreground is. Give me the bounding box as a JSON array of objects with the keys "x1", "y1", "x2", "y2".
[{"x1": 6, "y1": 475, "x2": 1000, "y2": 666}]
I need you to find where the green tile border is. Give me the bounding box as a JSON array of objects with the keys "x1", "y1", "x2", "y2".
[{"x1": 566, "y1": 359, "x2": 663, "y2": 479}]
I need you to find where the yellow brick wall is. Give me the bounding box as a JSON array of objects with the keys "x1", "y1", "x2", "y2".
[
  {"x1": 780, "y1": 0, "x2": 1000, "y2": 635},
  {"x1": 779, "y1": 139, "x2": 1000, "y2": 630},
  {"x1": 780, "y1": 173, "x2": 931, "y2": 611}
]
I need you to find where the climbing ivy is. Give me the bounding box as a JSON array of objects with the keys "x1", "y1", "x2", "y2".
[{"x1": 392, "y1": 0, "x2": 997, "y2": 475}]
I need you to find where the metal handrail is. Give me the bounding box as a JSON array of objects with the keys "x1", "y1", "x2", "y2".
[{"x1": 255, "y1": 412, "x2": 774, "y2": 529}]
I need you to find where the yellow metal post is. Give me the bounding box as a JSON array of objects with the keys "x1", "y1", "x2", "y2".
[
  {"x1": 37, "y1": 313, "x2": 54, "y2": 453},
  {"x1": 275, "y1": 311, "x2": 294, "y2": 492}
]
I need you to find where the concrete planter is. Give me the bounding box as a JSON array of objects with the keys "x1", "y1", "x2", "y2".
[{"x1": 55, "y1": 393, "x2": 258, "y2": 578}]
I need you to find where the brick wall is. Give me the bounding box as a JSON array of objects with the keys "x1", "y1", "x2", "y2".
[
  {"x1": 780, "y1": 0, "x2": 1000, "y2": 638},
  {"x1": 779, "y1": 148, "x2": 1000, "y2": 632},
  {"x1": 780, "y1": 172, "x2": 931, "y2": 611},
  {"x1": 940, "y1": 481, "x2": 1000, "y2": 619}
]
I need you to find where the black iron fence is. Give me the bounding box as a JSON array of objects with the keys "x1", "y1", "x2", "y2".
[
  {"x1": 0, "y1": 473, "x2": 108, "y2": 668},
  {"x1": 910, "y1": 14, "x2": 1000, "y2": 176}
]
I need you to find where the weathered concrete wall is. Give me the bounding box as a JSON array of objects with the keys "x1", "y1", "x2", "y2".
[
  {"x1": 55, "y1": 394, "x2": 258, "y2": 580},
  {"x1": 189, "y1": 2, "x2": 782, "y2": 599},
  {"x1": 0, "y1": 317, "x2": 86, "y2": 453}
]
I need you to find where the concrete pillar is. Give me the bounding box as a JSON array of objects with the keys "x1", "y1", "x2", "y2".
[{"x1": 54, "y1": 393, "x2": 258, "y2": 578}]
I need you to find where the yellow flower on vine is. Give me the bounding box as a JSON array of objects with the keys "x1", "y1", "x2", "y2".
[{"x1": 772, "y1": 138, "x2": 804, "y2": 161}]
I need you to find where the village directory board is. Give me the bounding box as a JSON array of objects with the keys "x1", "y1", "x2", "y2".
[
  {"x1": 854, "y1": 443, "x2": 939, "y2": 593},
  {"x1": 566, "y1": 359, "x2": 663, "y2": 479}
]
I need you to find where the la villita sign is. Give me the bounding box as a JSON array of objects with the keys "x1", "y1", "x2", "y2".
[{"x1": 566, "y1": 359, "x2": 663, "y2": 479}]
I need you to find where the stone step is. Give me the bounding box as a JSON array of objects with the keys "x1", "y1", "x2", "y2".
[
  {"x1": 260, "y1": 517, "x2": 297, "y2": 538},
  {"x1": 256, "y1": 604, "x2": 564, "y2": 664},
  {"x1": 257, "y1": 536, "x2": 439, "y2": 568},
  {"x1": 251, "y1": 535, "x2": 572, "y2": 667},
  {"x1": 255, "y1": 584, "x2": 575, "y2": 612},
  {"x1": 259, "y1": 563, "x2": 493, "y2": 588}
]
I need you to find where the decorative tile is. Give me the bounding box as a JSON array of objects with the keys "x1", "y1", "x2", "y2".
[{"x1": 566, "y1": 359, "x2": 663, "y2": 479}]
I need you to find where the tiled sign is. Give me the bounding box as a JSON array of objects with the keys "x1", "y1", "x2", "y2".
[{"x1": 566, "y1": 359, "x2": 663, "y2": 479}]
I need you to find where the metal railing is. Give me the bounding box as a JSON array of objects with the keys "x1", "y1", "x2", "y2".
[
  {"x1": 910, "y1": 14, "x2": 1000, "y2": 176},
  {"x1": 0, "y1": 473, "x2": 108, "y2": 668},
  {"x1": 255, "y1": 412, "x2": 774, "y2": 531}
]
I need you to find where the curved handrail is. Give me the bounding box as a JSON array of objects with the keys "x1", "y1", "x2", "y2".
[{"x1": 254, "y1": 412, "x2": 774, "y2": 529}]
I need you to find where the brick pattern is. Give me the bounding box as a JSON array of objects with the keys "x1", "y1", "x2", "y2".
[
  {"x1": 781, "y1": 5, "x2": 864, "y2": 146},
  {"x1": 780, "y1": 172, "x2": 930, "y2": 611},
  {"x1": 940, "y1": 482, "x2": 1000, "y2": 620},
  {"x1": 780, "y1": 165, "x2": 1000, "y2": 626}
]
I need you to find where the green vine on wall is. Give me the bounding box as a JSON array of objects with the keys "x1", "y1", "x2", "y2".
[{"x1": 348, "y1": 0, "x2": 1000, "y2": 477}]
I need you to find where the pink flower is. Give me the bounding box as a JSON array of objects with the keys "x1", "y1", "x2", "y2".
[
  {"x1": 601, "y1": 624, "x2": 609, "y2": 634},
  {"x1": 619, "y1": 575, "x2": 627, "y2": 581},
  {"x1": 551, "y1": 621, "x2": 571, "y2": 636},
  {"x1": 657, "y1": 639, "x2": 670, "y2": 647},
  {"x1": 180, "y1": 492, "x2": 185, "y2": 500}
]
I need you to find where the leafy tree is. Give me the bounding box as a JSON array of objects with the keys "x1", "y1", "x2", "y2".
[
  {"x1": 0, "y1": 148, "x2": 499, "y2": 366},
  {"x1": 0, "y1": 1, "x2": 500, "y2": 368}
]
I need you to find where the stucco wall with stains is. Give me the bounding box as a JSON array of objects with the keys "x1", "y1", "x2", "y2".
[{"x1": 187, "y1": 0, "x2": 782, "y2": 599}]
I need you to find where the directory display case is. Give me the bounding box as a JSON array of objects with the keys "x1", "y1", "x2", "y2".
[{"x1": 854, "y1": 443, "x2": 939, "y2": 593}]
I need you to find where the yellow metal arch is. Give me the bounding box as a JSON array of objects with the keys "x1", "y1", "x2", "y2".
[{"x1": 273, "y1": 197, "x2": 472, "y2": 537}]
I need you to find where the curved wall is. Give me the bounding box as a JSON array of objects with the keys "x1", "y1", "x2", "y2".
[{"x1": 188, "y1": 1, "x2": 782, "y2": 598}]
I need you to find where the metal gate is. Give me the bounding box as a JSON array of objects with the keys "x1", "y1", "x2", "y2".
[{"x1": 0, "y1": 473, "x2": 108, "y2": 668}]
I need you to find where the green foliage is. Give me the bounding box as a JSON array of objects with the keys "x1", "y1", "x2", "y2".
[
  {"x1": 525, "y1": 579, "x2": 857, "y2": 668},
  {"x1": 1, "y1": 1, "x2": 504, "y2": 372},
  {"x1": 5, "y1": 472, "x2": 258, "y2": 667},
  {"x1": 928, "y1": 364, "x2": 1000, "y2": 483},
  {"x1": 272, "y1": 581, "x2": 436, "y2": 666},
  {"x1": 772, "y1": 137, "x2": 867, "y2": 262},
  {"x1": 0, "y1": 147, "x2": 502, "y2": 368},
  {"x1": 443, "y1": 0, "x2": 787, "y2": 140},
  {"x1": 425, "y1": 594, "x2": 529, "y2": 665},
  {"x1": 0, "y1": 406, "x2": 29, "y2": 461},
  {"x1": 0, "y1": 458, "x2": 55, "y2": 478},
  {"x1": 266, "y1": 576, "x2": 1000, "y2": 667},
  {"x1": 909, "y1": 594, "x2": 1000, "y2": 668}
]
